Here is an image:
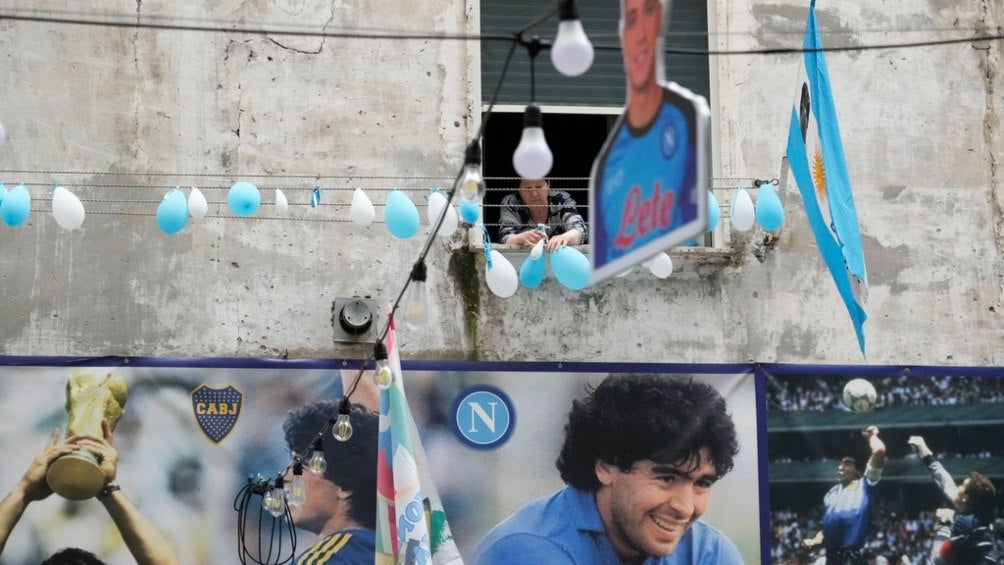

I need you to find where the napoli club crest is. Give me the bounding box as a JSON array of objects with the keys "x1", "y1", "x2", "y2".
[{"x1": 191, "y1": 384, "x2": 243, "y2": 444}]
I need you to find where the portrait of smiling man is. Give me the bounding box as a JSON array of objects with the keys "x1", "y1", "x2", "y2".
[{"x1": 472, "y1": 374, "x2": 742, "y2": 564}]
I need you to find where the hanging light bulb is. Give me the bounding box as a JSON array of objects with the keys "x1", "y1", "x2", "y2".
[
  {"x1": 403, "y1": 260, "x2": 429, "y2": 327},
  {"x1": 263, "y1": 476, "x2": 286, "y2": 518},
  {"x1": 373, "y1": 341, "x2": 394, "y2": 390},
  {"x1": 551, "y1": 0, "x2": 594, "y2": 77},
  {"x1": 512, "y1": 104, "x2": 553, "y2": 180},
  {"x1": 307, "y1": 437, "x2": 327, "y2": 475},
  {"x1": 332, "y1": 398, "x2": 353, "y2": 442},
  {"x1": 286, "y1": 460, "x2": 306, "y2": 507},
  {"x1": 456, "y1": 141, "x2": 485, "y2": 224}
]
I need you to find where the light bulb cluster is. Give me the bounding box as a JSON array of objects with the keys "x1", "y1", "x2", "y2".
[{"x1": 245, "y1": 3, "x2": 597, "y2": 530}]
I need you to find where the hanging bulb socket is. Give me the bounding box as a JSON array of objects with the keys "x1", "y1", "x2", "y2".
[
  {"x1": 373, "y1": 340, "x2": 395, "y2": 390},
  {"x1": 308, "y1": 436, "x2": 327, "y2": 475},
  {"x1": 457, "y1": 140, "x2": 486, "y2": 224},
  {"x1": 512, "y1": 104, "x2": 553, "y2": 179},
  {"x1": 551, "y1": 0, "x2": 594, "y2": 77},
  {"x1": 332, "y1": 397, "x2": 354, "y2": 442},
  {"x1": 264, "y1": 475, "x2": 286, "y2": 518},
  {"x1": 287, "y1": 459, "x2": 306, "y2": 507},
  {"x1": 403, "y1": 260, "x2": 429, "y2": 328}
]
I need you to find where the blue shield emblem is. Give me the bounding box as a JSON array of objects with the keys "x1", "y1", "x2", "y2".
[{"x1": 191, "y1": 384, "x2": 243, "y2": 444}]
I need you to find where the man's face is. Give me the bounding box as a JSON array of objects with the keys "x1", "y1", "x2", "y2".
[
  {"x1": 518, "y1": 179, "x2": 549, "y2": 208},
  {"x1": 284, "y1": 468, "x2": 334, "y2": 532},
  {"x1": 621, "y1": 0, "x2": 663, "y2": 92},
  {"x1": 955, "y1": 478, "x2": 970, "y2": 512},
  {"x1": 836, "y1": 459, "x2": 860, "y2": 485},
  {"x1": 595, "y1": 449, "x2": 718, "y2": 560}
]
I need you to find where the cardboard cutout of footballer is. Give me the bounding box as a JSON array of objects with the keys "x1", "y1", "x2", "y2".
[{"x1": 589, "y1": 0, "x2": 710, "y2": 284}]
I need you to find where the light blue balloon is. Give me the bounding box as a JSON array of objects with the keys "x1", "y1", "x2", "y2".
[
  {"x1": 519, "y1": 255, "x2": 546, "y2": 288},
  {"x1": 549, "y1": 246, "x2": 590, "y2": 290},
  {"x1": 156, "y1": 189, "x2": 189, "y2": 234},
  {"x1": 384, "y1": 190, "x2": 420, "y2": 239},
  {"x1": 755, "y1": 184, "x2": 784, "y2": 231},
  {"x1": 707, "y1": 190, "x2": 720, "y2": 232},
  {"x1": 0, "y1": 184, "x2": 31, "y2": 227},
  {"x1": 227, "y1": 181, "x2": 260, "y2": 217},
  {"x1": 459, "y1": 200, "x2": 480, "y2": 224}
]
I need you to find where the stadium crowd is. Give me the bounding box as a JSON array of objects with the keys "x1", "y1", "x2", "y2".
[
  {"x1": 768, "y1": 375, "x2": 1004, "y2": 411},
  {"x1": 770, "y1": 507, "x2": 1004, "y2": 564}
]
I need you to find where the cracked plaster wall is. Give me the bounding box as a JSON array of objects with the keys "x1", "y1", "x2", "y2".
[{"x1": 0, "y1": 1, "x2": 1001, "y2": 365}]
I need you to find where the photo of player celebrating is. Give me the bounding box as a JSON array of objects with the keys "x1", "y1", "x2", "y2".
[{"x1": 766, "y1": 371, "x2": 1004, "y2": 564}]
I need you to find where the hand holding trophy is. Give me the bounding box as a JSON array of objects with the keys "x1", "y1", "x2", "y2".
[{"x1": 45, "y1": 371, "x2": 129, "y2": 500}]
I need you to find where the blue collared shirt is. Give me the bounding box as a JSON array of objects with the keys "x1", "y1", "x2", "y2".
[{"x1": 472, "y1": 486, "x2": 743, "y2": 564}]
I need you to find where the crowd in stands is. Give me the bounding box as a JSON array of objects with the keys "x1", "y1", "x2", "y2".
[
  {"x1": 770, "y1": 507, "x2": 1004, "y2": 564},
  {"x1": 768, "y1": 375, "x2": 1004, "y2": 411}
]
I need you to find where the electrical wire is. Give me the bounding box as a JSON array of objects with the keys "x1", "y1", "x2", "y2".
[{"x1": 1, "y1": 8, "x2": 1001, "y2": 56}]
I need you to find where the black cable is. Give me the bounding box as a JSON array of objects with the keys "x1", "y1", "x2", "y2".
[{"x1": 2, "y1": 9, "x2": 1001, "y2": 55}]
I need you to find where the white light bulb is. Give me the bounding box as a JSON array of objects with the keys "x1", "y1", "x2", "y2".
[
  {"x1": 332, "y1": 413, "x2": 353, "y2": 442},
  {"x1": 404, "y1": 280, "x2": 428, "y2": 328},
  {"x1": 286, "y1": 465, "x2": 306, "y2": 507},
  {"x1": 374, "y1": 358, "x2": 394, "y2": 390},
  {"x1": 308, "y1": 442, "x2": 327, "y2": 475},
  {"x1": 456, "y1": 142, "x2": 486, "y2": 210},
  {"x1": 264, "y1": 479, "x2": 286, "y2": 518},
  {"x1": 512, "y1": 105, "x2": 553, "y2": 180},
  {"x1": 404, "y1": 262, "x2": 429, "y2": 328},
  {"x1": 551, "y1": 6, "x2": 594, "y2": 77}
]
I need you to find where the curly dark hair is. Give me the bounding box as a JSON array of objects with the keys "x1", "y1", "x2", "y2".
[
  {"x1": 965, "y1": 471, "x2": 997, "y2": 522},
  {"x1": 41, "y1": 548, "x2": 105, "y2": 565},
  {"x1": 283, "y1": 400, "x2": 379, "y2": 528},
  {"x1": 556, "y1": 374, "x2": 739, "y2": 491}
]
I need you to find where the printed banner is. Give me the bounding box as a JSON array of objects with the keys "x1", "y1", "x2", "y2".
[{"x1": 7, "y1": 360, "x2": 1000, "y2": 564}]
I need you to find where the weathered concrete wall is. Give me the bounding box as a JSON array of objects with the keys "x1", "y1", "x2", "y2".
[{"x1": 0, "y1": 1, "x2": 1001, "y2": 365}]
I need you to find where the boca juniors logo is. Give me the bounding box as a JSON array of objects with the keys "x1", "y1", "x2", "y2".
[{"x1": 191, "y1": 384, "x2": 243, "y2": 444}]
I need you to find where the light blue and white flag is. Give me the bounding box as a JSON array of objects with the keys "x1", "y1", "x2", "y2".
[{"x1": 786, "y1": 0, "x2": 868, "y2": 355}]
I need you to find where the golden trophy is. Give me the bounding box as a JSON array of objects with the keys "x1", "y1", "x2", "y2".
[{"x1": 45, "y1": 371, "x2": 128, "y2": 500}]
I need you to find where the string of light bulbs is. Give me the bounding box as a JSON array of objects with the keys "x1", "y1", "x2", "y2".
[{"x1": 230, "y1": 3, "x2": 574, "y2": 560}]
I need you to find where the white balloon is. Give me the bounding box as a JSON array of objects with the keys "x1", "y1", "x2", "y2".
[
  {"x1": 350, "y1": 188, "x2": 375, "y2": 226},
  {"x1": 426, "y1": 191, "x2": 458, "y2": 237},
  {"x1": 274, "y1": 189, "x2": 289, "y2": 217},
  {"x1": 188, "y1": 186, "x2": 208, "y2": 219},
  {"x1": 615, "y1": 267, "x2": 634, "y2": 278},
  {"x1": 485, "y1": 249, "x2": 518, "y2": 298},
  {"x1": 51, "y1": 186, "x2": 85, "y2": 230},
  {"x1": 0, "y1": 120, "x2": 6, "y2": 147},
  {"x1": 530, "y1": 238, "x2": 545, "y2": 260},
  {"x1": 648, "y1": 252, "x2": 674, "y2": 279},
  {"x1": 731, "y1": 187, "x2": 755, "y2": 232}
]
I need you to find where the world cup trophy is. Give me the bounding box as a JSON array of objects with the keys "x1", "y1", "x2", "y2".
[{"x1": 45, "y1": 371, "x2": 129, "y2": 500}]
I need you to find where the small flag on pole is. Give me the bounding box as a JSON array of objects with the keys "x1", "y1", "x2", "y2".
[
  {"x1": 786, "y1": 0, "x2": 869, "y2": 355},
  {"x1": 375, "y1": 319, "x2": 462, "y2": 565}
]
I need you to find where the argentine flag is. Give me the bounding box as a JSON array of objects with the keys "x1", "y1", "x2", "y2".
[{"x1": 786, "y1": 0, "x2": 869, "y2": 355}]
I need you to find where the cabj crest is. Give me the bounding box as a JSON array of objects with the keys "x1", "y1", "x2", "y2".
[{"x1": 191, "y1": 384, "x2": 243, "y2": 443}]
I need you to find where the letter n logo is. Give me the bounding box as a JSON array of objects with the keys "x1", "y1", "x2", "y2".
[
  {"x1": 451, "y1": 385, "x2": 515, "y2": 449},
  {"x1": 191, "y1": 384, "x2": 243, "y2": 444}
]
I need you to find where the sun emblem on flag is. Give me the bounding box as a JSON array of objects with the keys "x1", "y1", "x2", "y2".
[{"x1": 810, "y1": 147, "x2": 827, "y2": 196}]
